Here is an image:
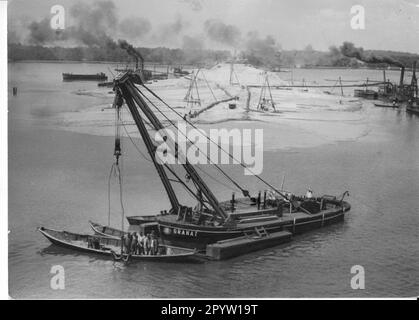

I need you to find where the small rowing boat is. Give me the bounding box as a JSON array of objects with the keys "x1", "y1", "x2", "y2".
[{"x1": 38, "y1": 227, "x2": 199, "y2": 262}]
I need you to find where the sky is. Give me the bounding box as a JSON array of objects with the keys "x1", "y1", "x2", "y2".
[{"x1": 7, "y1": 0, "x2": 419, "y2": 53}]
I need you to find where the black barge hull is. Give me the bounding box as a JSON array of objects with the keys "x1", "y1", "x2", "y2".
[{"x1": 158, "y1": 202, "x2": 350, "y2": 250}]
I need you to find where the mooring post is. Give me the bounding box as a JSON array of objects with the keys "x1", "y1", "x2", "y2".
[
  {"x1": 257, "y1": 191, "x2": 261, "y2": 210},
  {"x1": 13, "y1": 87, "x2": 17, "y2": 96}
]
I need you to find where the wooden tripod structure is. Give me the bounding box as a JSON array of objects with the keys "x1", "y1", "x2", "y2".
[
  {"x1": 184, "y1": 69, "x2": 202, "y2": 112},
  {"x1": 257, "y1": 72, "x2": 276, "y2": 111}
]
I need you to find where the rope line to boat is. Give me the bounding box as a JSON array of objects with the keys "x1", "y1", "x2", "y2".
[
  {"x1": 139, "y1": 83, "x2": 291, "y2": 202},
  {"x1": 107, "y1": 93, "x2": 126, "y2": 231},
  {"x1": 121, "y1": 121, "x2": 152, "y2": 163},
  {"x1": 132, "y1": 84, "x2": 248, "y2": 196}
]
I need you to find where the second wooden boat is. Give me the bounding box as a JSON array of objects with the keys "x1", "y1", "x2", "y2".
[
  {"x1": 38, "y1": 227, "x2": 199, "y2": 263},
  {"x1": 374, "y1": 102, "x2": 399, "y2": 108},
  {"x1": 89, "y1": 221, "x2": 126, "y2": 239}
]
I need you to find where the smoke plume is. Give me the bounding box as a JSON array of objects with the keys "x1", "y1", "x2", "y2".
[
  {"x1": 340, "y1": 42, "x2": 405, "y2": 68},
  {"x1": 241, "y1": 31, "x2": 281, "y2": 67},
  {"x1": 20, "y1": 0, "x2": 152, "y2": 47},
  {"x1": 203, "y1": 19, "x2": 241, "y2": 47}
]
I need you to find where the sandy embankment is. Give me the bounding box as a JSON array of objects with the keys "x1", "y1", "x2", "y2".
[{"x1": 53, "y1": 63, "x2": 370, "y2": 150}]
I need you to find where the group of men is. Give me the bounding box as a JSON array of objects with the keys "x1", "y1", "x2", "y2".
[{"x1": 121, "y1": 231, "x2": 159, "y2": 255}]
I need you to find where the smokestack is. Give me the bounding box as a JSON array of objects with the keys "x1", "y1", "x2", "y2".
[
  {"x1": 412, "y1": 61, "x2": 418, "y2": 97},
  {"x1": 400, "y1": 66, "x2": 405, "y2": 87},
  {"x1": 118, "y1": 39, "x2": 144, "y2": 71}
]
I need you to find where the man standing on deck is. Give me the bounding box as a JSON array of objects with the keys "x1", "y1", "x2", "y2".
[
  {"x1": 138, "y1": 232, "x2": 145, "y2": 255},
  {"x1": 131, "y1": 233, "x2": 138, "y2": 254},
  {"x1": 306, "y1": 189, "x2": 313, "y2": 199},
  {"x1": 124, "y1": 233, "x2": 132, "y2": 254}
]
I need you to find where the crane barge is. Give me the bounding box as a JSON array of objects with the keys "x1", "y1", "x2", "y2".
[{"x1": 112, "y1": 71, "x2": 351, "y2": 250}]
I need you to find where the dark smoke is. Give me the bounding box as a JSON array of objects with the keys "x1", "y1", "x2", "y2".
[
  {"x1": 340, "y1": 42, "x2": 405, "y2": 68},
  {"x1": 203, "y1": 19, "x2": 241, "y2": 47},
  {"x1": 242, "y1": 31, "x2": 281, "y2": 67},
  {"x1": 118, "y1": 39, "x2": 144, "y2": 69},
  {"x1": 27, "y1": 18, "x2": 68, "y2": 44},
  {"x1": 23, "y1": 0, "x2": 152, "y2": 47}
]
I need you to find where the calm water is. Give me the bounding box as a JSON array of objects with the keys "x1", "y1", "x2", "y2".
[{"x1": 8, "y1": 62, "x2": 419, "y2": 298}]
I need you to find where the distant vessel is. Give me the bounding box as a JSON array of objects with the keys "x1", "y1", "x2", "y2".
[
  {"x1": 374, "y1": 102, "x2": 399, "y2": 108},
  {"x1": 354, "y1": 89, "x2": 378, "y2": 99},
  {"x1": 63, "y1": 72, "x2": 108, "y2": 82},
  {"x1": 173, "y1": 67, "x2": 190, "y2": 77},
  {"x1": 406, "y1": 99, "x2": 419, "y2": 116}
]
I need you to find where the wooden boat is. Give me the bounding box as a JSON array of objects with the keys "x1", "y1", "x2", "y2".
[
  {"x1": 406, "y1": 99, "x2": 419, "y2": 115},
  {"x1": 89, "y1": 221, "x2": 125, "y2": 239},
  {"x1": 38, "y1": 227, "x2": 199, "y2": 262},
  {"x1": 406, "y1": 105, "x2": 419, "y2": 115},
  {"x1": 63, "y1": 72, "x2": 108, "y2": 82},
  {"x1": 374, "y1": 102, "x2": 399, "y2": 108},
  {"x1": 354, "y1": 89, "x2": 378, "y2": 99},
  {"x1": 126, "y1": 215, "x2": 159, "y2": 225},
  {"x1": 173, "y1": 67, "x2": 190, "y2": 77},
  {"x1": 104, "y1": 71, "x2": 351, "y2": 251}
]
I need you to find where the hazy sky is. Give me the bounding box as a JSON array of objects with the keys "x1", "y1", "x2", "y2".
[{"x1": 7, "y1": 0, "x2": 419, "y2": 53}]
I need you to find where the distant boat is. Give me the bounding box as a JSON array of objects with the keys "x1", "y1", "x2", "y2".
[
  {"x1": 173, "y1": 67, "x2": 190, "y2": 77},
  {"x1": 406, "y1": 103, "x2": 419, "y2": 116},
  {"x1": 374, "y1": 102, "x2": 399, "y2": 108},
  {"x1": 63, "y1": 72, "x2": 108, "y2": 82},
  {"x1": 354, "y1": 89, "x2": 378, "y2": 99}
]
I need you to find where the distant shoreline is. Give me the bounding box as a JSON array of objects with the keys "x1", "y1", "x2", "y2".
[{"x1": 7, "y1": 60, "x2": 410, "y2": 71}]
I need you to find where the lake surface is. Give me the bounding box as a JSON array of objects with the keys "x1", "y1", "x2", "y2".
[{"x1": 8, "y1": 62, "x2": 419, "y2": 298}]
